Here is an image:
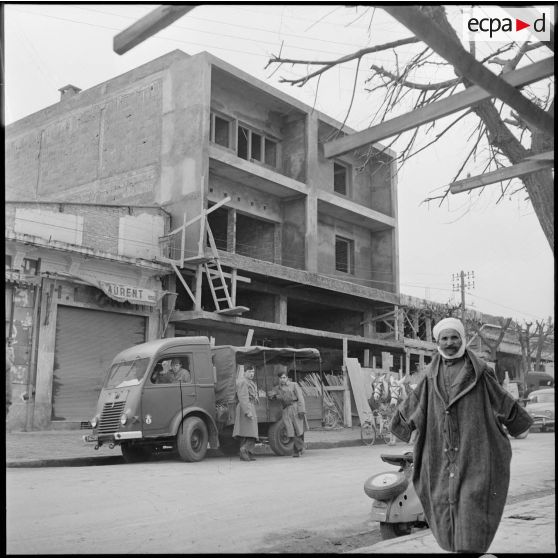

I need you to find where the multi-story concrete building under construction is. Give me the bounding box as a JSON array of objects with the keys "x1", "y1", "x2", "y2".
[{"x1": 5, "y1": 50, "x2": 403, "y2": 431}]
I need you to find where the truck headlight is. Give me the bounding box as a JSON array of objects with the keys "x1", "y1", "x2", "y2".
[
  {"x1": 120, "y1": 413, "x2": 128, "y2": 425},
  {"x1": 91, "y1": 415, "x2": 99, "y2": 428}
]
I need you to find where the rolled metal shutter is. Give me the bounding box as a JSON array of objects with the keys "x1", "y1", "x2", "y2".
[{"x1": 52, "y1": 306, "x2": 146, "y2": 422}]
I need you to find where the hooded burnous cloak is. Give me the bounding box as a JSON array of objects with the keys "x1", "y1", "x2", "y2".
[{"x1": 391, "y1": 349, "x2": 532, "y2": 553}]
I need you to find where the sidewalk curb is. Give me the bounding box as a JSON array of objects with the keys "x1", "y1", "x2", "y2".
[{"x1": 6, "y1": 438, "x2": 366, "y2": 468}]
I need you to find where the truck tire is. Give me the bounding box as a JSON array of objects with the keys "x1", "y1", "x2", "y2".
[
  {"x1": 363, "y1": 471, "x2": 408, "y2": 500},
  {"x1": 218, "y1": 433, "x2": 240, "y2": 456},
  {"x1": 177, "y1": 416, "x2": 209, "y2": 462},
  {"x1": 268, "y1": 420, "x2": 294, "y2": 456},
  {"x1": 121, "y1": 443, "x2": 152, "y2": 464}
]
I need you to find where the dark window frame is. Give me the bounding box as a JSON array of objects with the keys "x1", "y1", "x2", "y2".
[
  {"x1": 333, "y1": 161, "x2": 350, "y2": 196},
  {"x1": 335, "y1": 236, "x2": 354, "y2": 274},
  {"x1": 209, "y1": 111, "x2": 234, "y2": 149}
]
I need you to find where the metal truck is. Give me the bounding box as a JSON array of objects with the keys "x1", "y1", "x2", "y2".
[{"x1": 83, "y1": 336, "x2": 321, "y2": 463}]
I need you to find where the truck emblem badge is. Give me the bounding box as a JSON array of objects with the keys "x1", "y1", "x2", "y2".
[{"x1": 145, "y1": 415, "x2": 152, "y2": 424}]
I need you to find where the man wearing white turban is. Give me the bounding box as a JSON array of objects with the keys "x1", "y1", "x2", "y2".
[{"x1": 391, "y1": 317, "x2": 532, "y2": 553}]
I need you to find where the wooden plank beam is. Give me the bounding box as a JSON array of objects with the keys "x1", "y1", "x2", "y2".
[
  {"x1": 383, "y1": 6, "x2": 554, "y2": 134},
  {"x1": 450, "y1": 155, "x2": 554, "y2": 194},
  {"x1": 526, "y1": 151, "x2": 554, "y2": 162},
  {"x1": 114, "y1": 5, "x2": 196, "y2": 55},
  {"x1": 324, "y1": 57, "x2": 554, "y2": 158}
]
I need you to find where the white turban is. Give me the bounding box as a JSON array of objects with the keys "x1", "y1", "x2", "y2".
[
  {"x1": 433, "y1": 317, "x2": 466, "y2": 341},
  {"x1": 433, "y1": 317, "x2": 466, "y2": 360}
]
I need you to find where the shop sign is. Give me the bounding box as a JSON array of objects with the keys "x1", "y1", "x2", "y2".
[{"x1": 99, "y1": 281, "x2": 164, "y2": 306}]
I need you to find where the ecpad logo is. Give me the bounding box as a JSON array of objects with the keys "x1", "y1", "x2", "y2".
[{"x1": 461, "y1": 6, "x2": 551, "y2": 42}]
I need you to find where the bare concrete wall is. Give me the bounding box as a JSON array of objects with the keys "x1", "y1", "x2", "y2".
[
  {"x1": 281, "y1": 115, "x2": 307, "y2": 183},
  {"x1": 370, "y1": 229, "x2": 396, "y2": 293},
  {"x1": 208, "y1": 174, "x2": 282, "y2": 221},
  {"x1": 236, "y1": 291, "x2": 276, "y2": 322},
  {"x1": 6, "y1": 79, "x2": 163, "y2": 204},
  {"x1": 281, "y1": 198, "x2": 306, "y2": 270},
  {"x1": 288, "y1": 303, "x2": 363, "y2": 336},
  {"x1": 317, "y1": 214, "x2": 373, "y2": 287},
  {"x1": 316, "y1": 121, "x2": 394, "y2": 216},
  {"x1": 236, "y1": 213, "x2": 276, "y2": 262},
  {"x1": 211, "y1": 75, "x2": 283, "y2": 139}
]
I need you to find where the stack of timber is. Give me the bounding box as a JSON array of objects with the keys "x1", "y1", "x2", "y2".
[{"x1": 299, "y1": 372, "x2": 344, "y2": 427}]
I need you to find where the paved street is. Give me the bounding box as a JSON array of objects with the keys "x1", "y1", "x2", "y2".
[{"x1": 6, "y1": 434, "x2": 554, "y2": 554}]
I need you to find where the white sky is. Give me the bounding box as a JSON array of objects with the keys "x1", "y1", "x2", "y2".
[{"x1": 3, "y1": 3, "x2": 555, "y2": 324}]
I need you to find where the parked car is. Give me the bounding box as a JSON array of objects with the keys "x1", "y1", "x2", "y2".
[
  {"x1": 519, "y1": 372, "x2": 554, "y2": 399},
  {"x1": 525, "y1": 388, "x2": 554, "y2": 432}
]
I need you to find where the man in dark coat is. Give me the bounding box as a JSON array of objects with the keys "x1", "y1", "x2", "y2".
[
  {"x1": 391, "y1": 317, "x2": 532, "y2": 553},
  {"x1": 233, "y1": 366, "x2": 259, "y2": 462},
  {"x1": 6, "y1": 340, "x2": 14, "y2": 418}
]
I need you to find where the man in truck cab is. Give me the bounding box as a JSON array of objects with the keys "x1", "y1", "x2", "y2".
[{"x1": 152, "y1": 358, "x2": 191, "y2": 384}]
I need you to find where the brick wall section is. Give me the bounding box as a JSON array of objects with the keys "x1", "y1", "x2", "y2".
[
  {"x1": 5, "y1": 202, "x2": 169, "y2": 255},
  {"x1": 6, "y1": 80, "x2": 163, "y2": 205}
]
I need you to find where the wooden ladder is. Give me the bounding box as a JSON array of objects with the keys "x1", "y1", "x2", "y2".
[{"x1": 204, "y1": 222, "x2": 235, "y2": 313}]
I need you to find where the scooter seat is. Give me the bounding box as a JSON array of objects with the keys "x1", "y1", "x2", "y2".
[{"x1": 380, "y1": 452, "x2": 414, "y2": 467}]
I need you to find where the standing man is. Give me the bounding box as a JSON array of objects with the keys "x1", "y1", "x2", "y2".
[
  {"x1": 391, "y1": 317, "x2": 532, "y2": 553},
  {"x1": 6, "y1": 339, "x2": 15, "y2": 418},
  {"x1": 268, "y1": 370, "x2": 307, "y2": 457},
  {"x1": 233, "y1": 366, "x2": 259, "y2": 462}
]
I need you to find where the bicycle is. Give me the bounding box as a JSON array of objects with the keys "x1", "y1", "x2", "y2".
[{"x1": 360, "y1": 409, "x2": 396, "y2": 446}]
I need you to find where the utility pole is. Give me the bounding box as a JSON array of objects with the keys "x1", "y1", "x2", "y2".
[{"x1": 452, "y1": 271, "x2": 475, "y2": 320}]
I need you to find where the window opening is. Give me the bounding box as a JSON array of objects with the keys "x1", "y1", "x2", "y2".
[
  {"x1": 214, "y1": 116, "x2": 231, "y2": 147},
  {"x1": 210, "y1": 112, "x2": 233, "y2": 149},
  {"x1": 264, "y1": 138, "x2": 277, "y2": 166},
  {"x1": 238, "y1": 126, "x2": 249, "y2": 160},
  {"x1": 251, "y1": 132, "x2": 262, "y2": 161},
  {"x1": 335, "y1": 236, "x2": 353, "y2": 274},
  {"x1": 237, "y1": 123, "x2": 278, "y2": 168},
  {"x1": 150, "y1": 356, "x2": 193, "y2": 384},
  {"x1": 334, "y1": 162, "x2": 348, "y2": 195}
]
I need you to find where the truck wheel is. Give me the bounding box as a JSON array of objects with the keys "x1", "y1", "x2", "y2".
[
  {"x1": 177, "y1": 416, "x2": 209, "y2": 462},
  {"x1": 379, "y1": 522, "x2": 412, "y2": 540},
  {"x1": 218, "y1": 434, "x2": 241, "y2": 456},
  {"x1": 121, "y1": 443, "x2": 152, "y2": 463},
  {"x1": 268, "y1": 420, "x2": 294, "y2": 456},
  {"x1": 364, "y1": 471, "x2": 408, "y2": 500}
]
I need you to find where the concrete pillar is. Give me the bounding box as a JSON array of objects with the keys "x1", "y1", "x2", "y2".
[
  {"x1": 33, "y1": 279, "x2": 57, "y2": 429},
  {"x1": 305, "y1": 112, "x2": 319, "y2": 272},
  {"x1": 425, "y1": 316, "x2": 433, "y2": 342},
  {"x1": 412, "y1": 311, "x2": 419, "y2": 339},
  {"x1": 274, "y1": 224, "x2": 282, "y2": 264},
  {"x1": 227, "y1": 209, "x2": 236, "y2": 253},
  {"x1": 274, "y1": 294, "x2": 288, "y2": 325},
  {"x1": 342, "y1": 337, "x2": 352, "y2": 427},
  {"x1": 363, "y1": 310, "x2": 374, "y2": 338}
]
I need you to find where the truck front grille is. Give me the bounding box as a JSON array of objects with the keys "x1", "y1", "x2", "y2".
[{"x1": 98, "y1": 401, "x2": 125, "y2": 434}]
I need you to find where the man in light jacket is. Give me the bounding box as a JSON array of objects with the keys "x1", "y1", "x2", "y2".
[{"x1": 269, "y1": 370, "x2": 307, "y2": 457}]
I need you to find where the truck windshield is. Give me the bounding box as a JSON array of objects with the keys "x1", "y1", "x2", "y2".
[{"x1": 106, "y1": 358, "x2": 150, "y2": 388}]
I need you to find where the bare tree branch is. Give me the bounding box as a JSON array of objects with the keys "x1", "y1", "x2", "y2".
[{"x1": 266, "y1": 36, "x2": 421, "y2": 86}]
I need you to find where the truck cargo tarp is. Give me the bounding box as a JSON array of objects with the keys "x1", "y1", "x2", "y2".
[{"x1": 211, "y1": 346, "x2": 321, "y2": 404}]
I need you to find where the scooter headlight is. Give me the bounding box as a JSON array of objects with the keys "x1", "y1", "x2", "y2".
[
  {"x1": 90, "y1": 415, "x2": 99, "y2": 428},
  {"x1": 120, "y1": 413, "x2": 128, "y2": 425}
]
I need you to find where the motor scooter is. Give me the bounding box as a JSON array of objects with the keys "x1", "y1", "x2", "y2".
[{"x1": 363, "y1": 452, "x2": 428, "y2": 540}]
